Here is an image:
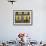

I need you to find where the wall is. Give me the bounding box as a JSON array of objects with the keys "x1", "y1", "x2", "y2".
[{"x1": 0, "y1": 0, "x2": 46, "y2": 42}]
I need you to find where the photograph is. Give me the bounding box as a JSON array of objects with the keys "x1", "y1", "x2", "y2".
[{"x1": 13, "y1": 10, "x2": 32, "y2": 25}]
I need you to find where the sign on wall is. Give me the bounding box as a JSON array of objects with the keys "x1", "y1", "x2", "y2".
[{"x1": 13, "y1": 10, "x2": 32, "y2": 25}]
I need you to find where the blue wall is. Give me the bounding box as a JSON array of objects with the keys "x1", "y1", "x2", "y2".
[{"x1": 0, "y1": 0, "x2": 46, "y2": 42}]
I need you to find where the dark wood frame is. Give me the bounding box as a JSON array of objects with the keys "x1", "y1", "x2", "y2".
[{"x1": 13, "y1": 10, "x2": 33, "y2": 26}]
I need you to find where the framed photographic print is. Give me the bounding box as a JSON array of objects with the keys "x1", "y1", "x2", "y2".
[{"x1": 13, "y1": 10, "x2": 32, "y2": 25}]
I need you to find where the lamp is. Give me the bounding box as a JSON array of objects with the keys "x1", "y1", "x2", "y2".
[{"x1": 8, "y1": 0, "x2": 16, "y2": 4}]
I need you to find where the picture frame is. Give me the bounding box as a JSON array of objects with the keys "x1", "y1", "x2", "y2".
[{"x1": 13, "y1": 10, "x2": 33, "y2": 26}]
